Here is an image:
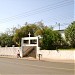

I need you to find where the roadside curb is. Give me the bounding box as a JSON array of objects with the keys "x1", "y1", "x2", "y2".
[
  {"x1": 0, "y1": 56, "x2": 74, "y2": 64},
  {"x1": 19, "y1": 57, "x2": 75, "y2": 64},
  {"x1": 40, "y1": 58, "x2": 75, "y2": 64},
  {"x1": 0, "y1": 55, "x2": 17, "y2": 59}
]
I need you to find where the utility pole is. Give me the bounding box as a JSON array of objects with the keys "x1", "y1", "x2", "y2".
[
  {"x1": 58, "y1": 23, "x2": 62, "y2": 46},
  {"x1": 58, "y1": 23, "x2": 60, "y2": 30}
]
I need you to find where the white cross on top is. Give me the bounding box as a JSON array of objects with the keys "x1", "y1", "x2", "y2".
[{"x1": 28, "y1": 32, "x2": 31, "y2": 37}]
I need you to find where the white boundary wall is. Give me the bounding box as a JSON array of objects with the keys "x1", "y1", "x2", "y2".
[
  {"x1": 0, "y1": 46, "x2": 75, "y2": 60},
  {"x1": 0, "y1": 47, "x2": 20, "y2": 57},
  {"x1": 37, "y1": 49, "x2": 75, "y2": 60}
]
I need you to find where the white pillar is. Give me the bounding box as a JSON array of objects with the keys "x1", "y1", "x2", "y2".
[
  {"x1": 36, "y1": 37, "x2": 39, "y2": 58},
  {"x1": 28, "y1": 32, "x2": 31, "y2": 44},
  {"x1": 20, "y1": 38, "x2": 23, "y2": 57}
]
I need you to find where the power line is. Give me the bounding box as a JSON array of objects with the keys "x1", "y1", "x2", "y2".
[
  {"x1": 0, "y1": 0, "x2": 71, "y2": 19},
  {"x1": 45, "y1": 15, "x2": 73, "y2": 24},
  {"x1": 0, "y1": 0, "x2": 73, "y2": 24}
]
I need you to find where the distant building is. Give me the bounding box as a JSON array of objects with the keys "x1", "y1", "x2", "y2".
[
  {"x1": 58, "y1": 30, "x2": 65, "y2": 39},
  {"x1": 37, "y1": 30, "x2": 65, "y2": 40}
]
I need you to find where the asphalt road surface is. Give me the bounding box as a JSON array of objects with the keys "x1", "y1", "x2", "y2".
[{"x1": 0, "y1": 57, "x2": 74, "y2": 75}]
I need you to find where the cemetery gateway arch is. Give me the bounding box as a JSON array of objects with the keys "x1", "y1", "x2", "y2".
[{"x1": 20, "y1": 32, "x2": 39, "y2": 58}]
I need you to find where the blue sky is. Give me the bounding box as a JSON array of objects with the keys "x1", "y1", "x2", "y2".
[{"x1": 0, "y1": 0, "x2": 74, "y2": 33}]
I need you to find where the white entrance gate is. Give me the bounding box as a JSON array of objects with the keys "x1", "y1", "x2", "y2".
[{"x1": 20, "y1": 32, "x2": 39, "y2": 58}]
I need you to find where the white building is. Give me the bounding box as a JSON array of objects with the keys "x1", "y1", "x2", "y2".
[{"x1": 58, "y1": 30, "x2": 65, "y2": 39}]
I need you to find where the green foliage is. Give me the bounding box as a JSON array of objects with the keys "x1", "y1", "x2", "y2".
[
  {"x1": 40, "y1": 27, "x2": 62, "y2": 50},
  {"x1": 0, "y1": 21, "x2": 74, "y2": 50},
  {"x1": 65, "y1": 21, "x2": 75, "y2": 48},
  {"x1": 0, "y1": 33, "x2": 14, "y2": 47},
  {"x1": 13, "y1": 24, "x2": 41, "y2": 46}
]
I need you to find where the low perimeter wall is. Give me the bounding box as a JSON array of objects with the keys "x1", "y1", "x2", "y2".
[
  {"x1": 0, "y1": 47, "x2": 75, "y2": 60},
  {"x1": 37, "y1": 49, "x2": 75, "y2": 60},
  {"x1": 0, "y1": 47, "x2": 20, "y2": 57}
]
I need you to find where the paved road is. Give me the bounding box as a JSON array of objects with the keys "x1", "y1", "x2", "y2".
[{"x1": 0, "y1": 58, "x2": 74, "y2": 75}]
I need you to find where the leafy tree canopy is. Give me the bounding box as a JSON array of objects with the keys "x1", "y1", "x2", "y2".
[
  {"x1": 13, "y1": 23, "x2": 44, "y2": 46},
  {"x1": 40, "y1": 27, "x2": 62, "y2": 50},
  {"x1": 0, "y1": 33, "x2": 14, "y2": 47},
  {"x1": 65, "y1": 21, "x2": 75, "y2": 47}
]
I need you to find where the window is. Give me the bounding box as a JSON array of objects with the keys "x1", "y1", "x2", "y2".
[
  {"x1": 30, "y1": 40, "x2": 37, "y2": 44},
  {"x1": 23, "y1": 40, "x2": 29, "y2": 44}
]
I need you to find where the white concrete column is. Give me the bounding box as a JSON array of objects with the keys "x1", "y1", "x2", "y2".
[
  {"x1": 29, "y1": 38, "x2": 30, "y2": 44},
  {"x1": 28, "y1": 32, "x2": 31, "y2": 44},
  {"x1": 20, "y1": 38, "x2": 23, "y2": 57}
]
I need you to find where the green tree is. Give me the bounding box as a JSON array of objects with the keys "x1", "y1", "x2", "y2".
[
  {"x1": 40, "y1": 27, "x2": 62, "y2": 50},
  {"x1": 13, "y1": 24, "x2": 40, "y2": 46},
  {"x1": 65, "y1": 21, "x2": 75, "y2": 48},
  {"x1": 0, "y1": 33, "x2": 14, "y2": 47}
]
